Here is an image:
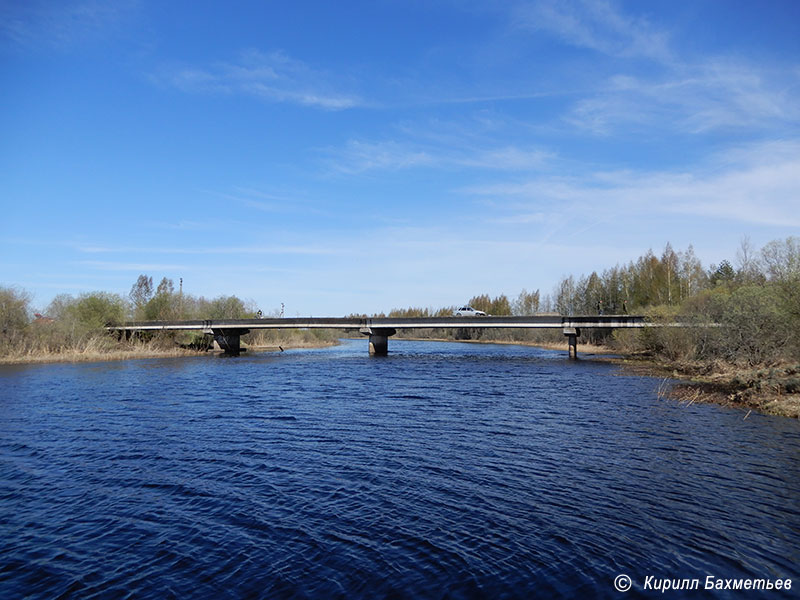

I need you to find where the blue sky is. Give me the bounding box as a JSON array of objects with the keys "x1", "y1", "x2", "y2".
[{"x1": 2, "y1": 0, "x2": 799, "y2": 316}]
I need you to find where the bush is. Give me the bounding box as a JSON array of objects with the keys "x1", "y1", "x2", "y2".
[
  {"x1": 718, "y1": 285, "x2": 793, "y2": 366},
  {"x1": 0, "y1": 286, "x2": 32, "y2": 353},
  {"x1": 0, "y1": 286, "x2": 31, "y2": 335},
  {"x1": 67, "y1": 292, "x2": 127, "y2": 329}
]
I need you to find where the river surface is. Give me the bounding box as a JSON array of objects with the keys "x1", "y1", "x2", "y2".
[{"x1": 1, "y1": 340, "x2": 798, "y2": 599}]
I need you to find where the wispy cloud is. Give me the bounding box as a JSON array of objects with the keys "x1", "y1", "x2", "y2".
[
  {"x1": 325, "y1": 113, "x2": 554, "y2": 175},
  {"x1": 512, "y1": 0, "x2": 672, "y2": 62},
  {"x1": 568, "y1": 61, "x2": 800, "y2": 134},
  {"x1": 326, "y1": 140, "x2": 436, "y2": 174},
  {"x1": 327, "y1": 138, "x2": 553, "y2": 174},
  {"x1": 506, "y1": 1, "x2": 800, "y2": 135},
  {"x1": 0, "y1": 0, "x2": 137, "y2": 49},
  {"x1": 153, "y1": 49, "x2": 362, "y2": 110},
  {"x1": 198, "y1": 186, "x2": 331, "y2": 218},
  {"x1": 462, "y1": 140, "x2": 800, "y2": 227}
]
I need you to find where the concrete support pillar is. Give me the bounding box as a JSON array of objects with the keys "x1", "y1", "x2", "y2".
[
  {"x1": 360, "y1": 327, "x2": 397, "y2": 356},
  {"x1": 212, "y1": 328, "x2": 250, "y2": 356},
  {"x1": 563, "y1": 327, "x2": 580, "y2": 359},
  {"x1": 567, "y1": 334, "x2": 577, "y2": 359},
  {"x1": 369, "y1": 334, "x2": 389, "y2": 356}
]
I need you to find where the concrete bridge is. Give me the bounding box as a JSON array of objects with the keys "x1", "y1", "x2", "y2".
[{"x1": 110, "y1": 315, "x2": 648, "y2": 358}]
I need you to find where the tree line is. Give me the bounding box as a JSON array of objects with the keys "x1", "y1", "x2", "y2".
[{"x1": 0, "y1": 275, "x2": 261, "y2": 359}]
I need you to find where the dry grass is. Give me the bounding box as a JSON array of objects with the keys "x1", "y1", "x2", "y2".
[
  {"x1": 0, "y1": 344, "x2": 199, "y2": 365},
  {"x1": 604, "y1": 354, "x2": 800, "y2": 419},
  {"x1": 667, "y1": 382, "x2": 800, "y2": 419},
  {"x1": 0, "y1": 333, "x2": 340, "y2": 365}
]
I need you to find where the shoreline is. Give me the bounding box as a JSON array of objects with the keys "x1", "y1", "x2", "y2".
[
  {"x1": 0, "y1": 339, "x2": 339, "y2": 366},
  {"x1": 3, "y1": 337, "x2": 796, "y2": 418},
  {"x1": 593, "y1": 354, "x2": 800, "y2": 419},
  {"x1": 394, "y1": 336, "x2": 619, "y2": 354}
]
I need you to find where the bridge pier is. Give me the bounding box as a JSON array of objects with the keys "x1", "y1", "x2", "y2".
[
  {"x1": 211, "y1": 328, "x2": 250, "y2": 356},
  {"x1": 360, "y1": 327, "x2": 397, "y2": 356},
  {"x1": 118, "y1": 329, "x2": 138, "y2": 342},
  {"x1": 563, "y1": 327, "x2": 580, "y2": 359}
]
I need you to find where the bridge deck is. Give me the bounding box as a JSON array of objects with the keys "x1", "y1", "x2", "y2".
[{"x1": 111, "y1": 315, "x2": 647, "y2": 331}]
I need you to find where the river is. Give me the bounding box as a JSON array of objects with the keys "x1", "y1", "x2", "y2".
[{"x1": 1, "y1": 339, "x2": 798, "y2": 598}]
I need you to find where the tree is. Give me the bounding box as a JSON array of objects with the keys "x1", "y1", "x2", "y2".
[
  {"x1": 661, "y1": 243, "x2": 680, "y2": 305},
  {"x1": 0, "y1": 286, "x2": 31, "y2": 336},
  {"x1": 632, "y1": 251, "x2": 661, "y2": 306},
  {"x1": 129, "y1": 275, "x2": 154, "y2": 319},
  {"x1": 66, "y1": 292, "x2": 127, "y2": 330},
  {"x1": 512, "y1": 288, "x2": 540, "y2": 315},
  {"x1": 156, "y1": 277, "x2": 174, "y2": 296},
  {"x1": 735, "y1": 236, "x2": 763, "y2": 284},
  {"x1": 759, "y1": 236, "x2": 800, "y2": 322},
  {"x1": 709, "y1": 260, "x2": 735, "y2": 287},
  {"x1": 554, "y1": 275, "x2": 577, "y2": 316},
  {"x1": 760, "y1": 236, "x2": 800, "y2": 284},
  {"x1": 719, "y1": 285, "x2": 793, "y2": 365},
  {"x1": 206, "y1": 295, "x2": 252, "y2": 319},
  {"x1": 144, "y1": 278, "x2": 177, "y2": 320},
  {"x1": 678, "y1": 245, "x2": 707, "y2": 299},
  {"x1": 488, "y1": 294, "x2": 512, "y2": 316}
]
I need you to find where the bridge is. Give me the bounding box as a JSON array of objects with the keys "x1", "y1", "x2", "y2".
[{"x1": 110, "y1": 315, "x2": 649, "y2": 358}]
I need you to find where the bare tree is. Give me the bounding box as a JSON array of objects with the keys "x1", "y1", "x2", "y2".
[{"x1": 129, "y1": 275, "x2": 154, "y2": 317}]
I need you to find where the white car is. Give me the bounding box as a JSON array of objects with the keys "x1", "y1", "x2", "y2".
[{"x1": 454, "y1": 306, "x2": 486, "y2": 317}]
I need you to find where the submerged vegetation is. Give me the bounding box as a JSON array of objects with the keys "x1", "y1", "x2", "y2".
[{"x1": 1, "y1": 236, "x2": 798, "y2": 415}]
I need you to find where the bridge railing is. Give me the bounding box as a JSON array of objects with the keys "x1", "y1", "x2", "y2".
[{"x1": 108, "y1": 315, "x2": 652, "y2": 331}]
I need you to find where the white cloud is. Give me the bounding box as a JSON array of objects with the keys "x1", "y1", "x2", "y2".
[
  {"x1": 326, "y1": 138, "x2": 552, "y2": 174},
  {"x1": 504, "y1": 2, "x2": 799, "y2": 135},
  {"x1": 327, "y1": 140, "x2": 436, "y2": 174},
  {"x1": 512, "y1": 0, "x2": 672, "y2": 62},
  {"x1": 154, "y1": 50, "x2": 362, "y2": 110},
  {"x1": 568, "y1": 60, "x2": 800, "y2": 134},
  {"x1": 462, "y1": 140, "x2": 800, "y2": 227}
]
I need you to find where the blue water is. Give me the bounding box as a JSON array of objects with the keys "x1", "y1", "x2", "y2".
[{"x1": 1, "y1": 340, "x2": 798, "y2": 599}]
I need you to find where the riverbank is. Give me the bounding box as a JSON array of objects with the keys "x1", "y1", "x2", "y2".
[
  {"x1": 600, "y1": 354, "x2": 800, "y2": 419},
  {"x1": 0, "y1": 339, "x2": 339, "y2": 366},
  {"x1": 0, "y1": 345, "x2": 202, "y2": 365},
  {"x1": 396, "y1": 335, "x2": 618, "y2": 354}
]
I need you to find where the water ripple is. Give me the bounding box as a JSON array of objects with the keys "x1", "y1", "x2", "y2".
[{"x1": 1, "y1": 340, "x2": 799, "y2": 598}]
